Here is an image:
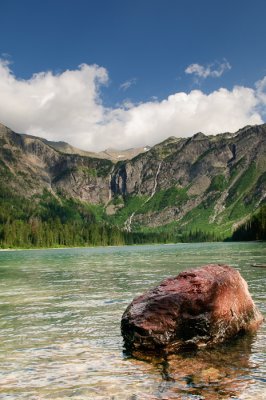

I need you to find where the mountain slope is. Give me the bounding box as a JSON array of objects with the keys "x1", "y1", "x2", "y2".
[
  {"x1": 22, "y1": 133, "x2": 149, "y2": 161},
  {"x1": 108, "y1": 124, "x2": 266, "y2": 237},
  {"x1": 0, "y1": 122, "x2": 265, "y2": 242}
]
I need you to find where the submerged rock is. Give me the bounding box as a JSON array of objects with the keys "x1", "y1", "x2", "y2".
[{"x1": 121, "y1": 264, "x2": 263, "y2": 354}]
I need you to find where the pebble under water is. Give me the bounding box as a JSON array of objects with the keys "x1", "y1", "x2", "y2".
[{"x1": 0, "y1": 242, "x2": 265, "y2": 399}]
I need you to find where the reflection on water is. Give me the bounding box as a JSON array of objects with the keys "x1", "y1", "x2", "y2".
[{"x1": 0, "y1": 242, "x2": 265, "y2": 399}]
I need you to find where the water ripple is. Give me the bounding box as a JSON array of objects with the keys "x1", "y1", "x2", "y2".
[{"x1": 0, "y1": 242, "x2": 265, "y2": 399}]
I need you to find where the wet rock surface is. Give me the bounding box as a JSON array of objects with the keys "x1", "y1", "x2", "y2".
[{"x1": 121, "y1": 264, "x2": 263, "y2": 354}]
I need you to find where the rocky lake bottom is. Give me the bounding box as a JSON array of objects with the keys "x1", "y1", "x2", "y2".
[{"x1": 0, "y1": 242, "x2": 265, "y2": 399}]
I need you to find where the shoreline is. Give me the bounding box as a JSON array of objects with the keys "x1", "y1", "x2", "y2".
[
  {"x1": 0, "y1": 243, "x2": 178, "y2": 252},
  {"x1": 0, "y1": 240, "x2": 263, "y2": 253}
]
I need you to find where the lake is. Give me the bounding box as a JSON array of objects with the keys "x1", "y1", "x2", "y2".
[{"x1": 0, "y1": 242, "x2": 265, "y2": 399}]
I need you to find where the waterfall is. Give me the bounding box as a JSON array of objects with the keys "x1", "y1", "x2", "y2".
[{"x1": 124, "y1": 161, "x2": 162, "y2": 232}]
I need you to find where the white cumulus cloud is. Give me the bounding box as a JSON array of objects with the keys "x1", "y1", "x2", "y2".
[
  {"x1": 0, "y1": 60, "x2": 108, "y2": 148},
  {"x1": 185, "y1": 60, "x2": 231, "y2": 79},
  {"x1": 0, "y1": 59, "x2": 264, "y2": 151},
  {"x1": 255, "y1": 76, "x2": 266, "y2": 106}
]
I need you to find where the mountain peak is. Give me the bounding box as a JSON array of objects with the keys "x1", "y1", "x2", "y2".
[
  {"x1": 192, "y1": 132, "x2": 207, "y2": 140},
  {"x1": 0, "y1": 122, "x2": 265, "y2": 244}
]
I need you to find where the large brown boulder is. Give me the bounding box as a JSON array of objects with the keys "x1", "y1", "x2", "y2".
[{"x1": 121, "y1": 264, "x2": 263, "y2": 354}]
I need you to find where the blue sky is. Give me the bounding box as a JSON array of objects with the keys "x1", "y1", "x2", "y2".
[{"x1": 0, "y1": 0, "x2": 266, "y2": 150}]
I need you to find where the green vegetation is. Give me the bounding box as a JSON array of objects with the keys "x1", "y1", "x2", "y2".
[
  {"x1": 79, "y1": 166, "x2": 97, "y2": 177},
  {"x1": 179, "y1": 200, "x2": 213, "y2": 229},
  {"x1": 0, "y1": 184, "x2": 229, "y2": 248},
  {"x1": 228, "y1": 157, "x2": 245, "y2": 182},
  {"x1": 0, "y1": 169, "x2": 263, "y2": 248},
  {"x1": 231, "y1": 204, "x2": 266, "y2": 241},
  {"x1": 228, "y1": 198, "x2": 251, "y2": 220},
  {"x1": 1, "y1": 177, "x2": 263, "y2": 248},
  {"x1": 181, "y1": 229, "x2": 223, "y2": 242},
  {"x1": 227, "y1": 163, "x2": 257, "y2": 206},
  {"x1": 0, "y1": 188, "x2": 125, "y2": 248},
  {"x1": 256, "y1": 171, "x2": 266, "y2": 189},
  {"x1": 108, "y1": 195, "x2": 146, "y2": 226},
  {"x1": 208, "y1": 175, "x2": 227, "y2": 192},
  {"x1": 93, "y1": 159, "x2": 113, "y2": 177},
  {"x1": 1, "y1": 120, "x2": 264, "y2": 249},
  {"x1": 0, "y1": 159, "x2": 13, "y2": 178},
  {"x1": 139, "y1": 187, "x2": 188, "y2": 214},
  {"x1": 0, "y1": 218, "x2": 126, "y2": 248},
  {"x1": 107, "y1": 186, "x2": 189, "y2": 231}
]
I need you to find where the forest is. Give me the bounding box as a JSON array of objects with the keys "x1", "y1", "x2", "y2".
[
  {"x1": 231, "y1": 204, "x2": 266, "y2": 241},
  {"x1": 0, "y1": 184, "x2": 265, "y2": 248}
]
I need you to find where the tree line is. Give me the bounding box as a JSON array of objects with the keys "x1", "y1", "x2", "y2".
[
  {"x1": 231, "y1": 204, "x2": 266, "y2": 241},
  {"x1": 1, "y1": 185, "x2": 264, "y2": 249},
  {"x1": 0, "y1": 187, "x2": 126, "y2": 248}
]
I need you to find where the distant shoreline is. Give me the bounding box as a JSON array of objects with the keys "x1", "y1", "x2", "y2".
[
  {"x1": 0, "y1": 245, "x2": 100, "y2": 252},
  {"x1": 0, "y1": 240, "x2": 263, "y2": 253},
  {"x1": 0, "y1": 243, "x2": 177, "y2": 252}
]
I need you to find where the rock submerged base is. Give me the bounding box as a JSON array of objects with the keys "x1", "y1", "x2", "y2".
[{"x1": 121, "y1": 264, "x2": 263, "y2": 354}]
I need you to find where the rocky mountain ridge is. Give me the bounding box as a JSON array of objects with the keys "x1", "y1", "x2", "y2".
[
  {"x1": 0, "y1": 122, "x2": 265, "y2": 238},
  {"x1": 21, "y1": 132, "x2": 150, "y2": 161}
]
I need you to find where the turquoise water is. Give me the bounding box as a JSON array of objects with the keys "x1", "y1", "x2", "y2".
[{"x1": 0, "y1": 242, "x2": 265, "y2": 399}]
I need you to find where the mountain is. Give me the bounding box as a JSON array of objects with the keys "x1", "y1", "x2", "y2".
[
  {"x1": 21, "y1": 133, "x2": 150, "y2": 162},
  {"x1": 0, "y1": 122, "x2": 265, "y2": 246},
  {"x1": 109, "y1": 125, "x2": 265, "y2": 238}
]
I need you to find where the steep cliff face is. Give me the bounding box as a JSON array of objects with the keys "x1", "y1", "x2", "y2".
[
  {"x1": 0, "y1": 122, "x2": 265, "y2": 235},
  {"x1": 111, "y1": 127, "x2": 264, "y2": 198},
  {"x1": 0, "y1": 123, "x2": 113, "y2": 204},
  {"x1": 109, "y1": 124, "x2": 265, "y2": 233}
]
